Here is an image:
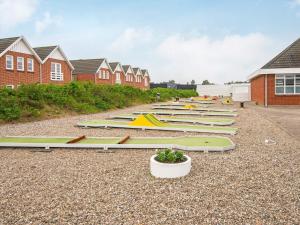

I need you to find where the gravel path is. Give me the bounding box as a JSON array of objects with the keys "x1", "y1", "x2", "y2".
[{"x1": 0, "y1": 103, "x2": 299, "y2": 224}]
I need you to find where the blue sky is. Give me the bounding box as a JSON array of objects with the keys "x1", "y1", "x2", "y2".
[{"x1": 1, "y1": 0, "x2": 300, "y2": 83}]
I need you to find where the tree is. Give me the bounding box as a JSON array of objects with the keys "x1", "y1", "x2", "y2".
[
  {"x1": 168, "y1": 80, "x2": 176, "y2": 84},
  {"x1": 191, "y1": 80, "x2": 195, "y2": 85},
  {"x1": 224, "y1": 81, "x2": 248, "y2": 85},
  {"x1": 201, "y1": 80, "x2": 214, "y2": 85}
]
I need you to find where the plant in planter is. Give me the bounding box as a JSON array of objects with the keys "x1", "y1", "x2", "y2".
[{"x1": 150, "y1": 149, "x2": 191, "y2": 178}]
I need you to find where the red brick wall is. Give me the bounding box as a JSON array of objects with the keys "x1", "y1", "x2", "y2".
[
  {"x1": 123, "y1": 73, "x2": 135, "y2": 87},
  {"x1": 0, "y1": 51, "x2": 41, "y2": 87},
  {"x1": 143, "y1": 76, "x2": 150, "y2": 90},
  {"x1": 41, "y1": 58, "x2": 72, "y2": 84},
  {"x1": 111, "y1": 71, "x2": 125, "y2": 85},
  {"x1": 267, "y1": 74, "x2": 300, "y2": 105},
  {"x1": 77, "y1": 73, "x2": 95, "y2": 82},
  {"x1": 133, "y1": 75, "x2": 144, "y2": 89},
  {"x1": 95, "y1": 69, "x2": 114, "y2": 85},
  {"x1": 251, "y1": 75, "x2": 265, "y2": 105}
]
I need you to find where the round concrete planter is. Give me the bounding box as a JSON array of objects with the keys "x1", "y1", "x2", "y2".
[{"x1": 150, "y1": 155, "x2": 191, "y2": 178}]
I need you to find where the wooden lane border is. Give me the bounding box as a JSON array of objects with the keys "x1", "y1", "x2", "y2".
[
  {"x1": 67, "y1": 135, "x2": 86, "y2": 144},
  {"x1": 118, "y1": 135, "x2": 130, "y2": 144}
]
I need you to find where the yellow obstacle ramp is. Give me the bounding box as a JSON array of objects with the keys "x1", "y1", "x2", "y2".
[
  {"x1": 129, "y1": 114, "x2": 167, "y2": 127},
  {"x1": 222, "y1": 97, "x2": 233, "y2": 105},
  {"x1": 184, "y1": 104, "x2": 197, "y2": 109}
]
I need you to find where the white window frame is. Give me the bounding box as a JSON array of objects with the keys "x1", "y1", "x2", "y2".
[
  {"x1": 17, "y1": 57, "x2": 24, "y2": 71},
  {"x1": 99, "y1": 70, "x2": 109, "y2": 79},
  {"x1": 50, "y1": 62, "x2": 63, "y2": 81},
  {"x1": 6, "y1": 85, "x2": 14, "y2": 89},
  {"x1": 275, "y1": 74, "x2": 300, "y2": 95},
  {"x1": 6, "y1": 55, "x2": 13, "y2": 70},
  {"x1": 27, "y1": 58, "x2": 34, "y2": 72}
]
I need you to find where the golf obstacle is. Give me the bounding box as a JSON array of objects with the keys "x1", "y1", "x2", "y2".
[
  {"x1": 77, "y1": 114, "x2": 237, "y2": 135},
  {"x1": 0, "y1": 136, "x2": 235, "y2": 152},
  {"x1": 152, "y1": 105, "x2": 237, "y2": 112},
  {"x1": 222, "y1": 97, "x2": 233, "y2": 105},
  {"x1": 133, "y1": 110, "x2": 238, "y2": 117},
  {"x1": 110, "y1": 114, "x2": 235, "y2": 126},
  {"x1": 179, "y1": 99, "x2": 214, "y2": 104}
]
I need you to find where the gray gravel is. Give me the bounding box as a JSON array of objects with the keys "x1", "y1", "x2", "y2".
[{"x1": 0, "y1": 103, "x2": 299, "y2": 224}]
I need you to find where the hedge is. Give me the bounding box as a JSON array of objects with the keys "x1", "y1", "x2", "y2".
[{"x1": 0, "y1": 82, "x2": 198, "y2": 122}]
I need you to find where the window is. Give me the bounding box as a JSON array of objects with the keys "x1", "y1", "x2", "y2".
[
  {"x1": 126, "y1": 74, "x2": 132, "y2": 82},
  {"x1": 17, "y1": 57, "x2": 24, "y2": 71},
  {"x1": 6, "y1": 85, "x2": 14, "y2": 89},
  {"x1": 6, "y1": 55, "x2": 13, "y2": 70},
  {"x1": 275, "y1": 74, "x2": 300, "y2": 95},
  {"x1": 50, "y1": 62, "x2": 63, "y2": 81},
  {"x1": 27, "y1": 58, "x2": 34, "y2": 72},
  {"x1": 99, "y1": 70, "x2": 109, "y2": 79}
]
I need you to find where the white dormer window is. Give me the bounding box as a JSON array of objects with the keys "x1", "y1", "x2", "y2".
[
  {"x1": 27, "y1": 58, "x2": 34, "y2": 72},
  {"x1": 6, "y1": 55, "x2": 13, "y2": 70},
  {"x1": 100, "y1": 70, "x2": 109, "y2": 79},
  {"x1": 51, "y1": 62, "x2": 63, "y2": 81}
]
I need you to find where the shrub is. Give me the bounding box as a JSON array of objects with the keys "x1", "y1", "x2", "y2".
[
  {"x1": 155, "y1": 149, "x2": 187, "y2": 163},
  {"x1": 0, "y1": 82, "x2": 198, "y2": 122}
]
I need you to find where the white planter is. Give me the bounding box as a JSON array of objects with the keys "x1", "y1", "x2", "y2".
[{"x1": 150, "y1": 155, "x2": 191, "y2": 178}]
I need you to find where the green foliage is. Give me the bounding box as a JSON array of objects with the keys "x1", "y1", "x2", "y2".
[
  {"x1": 0, "y1": 82, "x2": 197, "y2": 122},
  {"x1": 155, "y1": 149, "x2": 187, "y2": 163}
]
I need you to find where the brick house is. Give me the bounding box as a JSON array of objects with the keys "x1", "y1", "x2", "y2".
[
  {"x1": 248, "y1": 38, "x2": 300, "y2": 106},
  {"x1": 0, "y1": 36, "x2": 42, "y2": 88},
  {"x1": 133, "y1": 67, "x2": 144, "y2": 89},
  {"x1": 122, "y1": 65, "x2": 135, "y2": 86},
  {"x1": 109, "y1": 62, "x2": 125, "y2": 85},
  {"x1": 71, "y1": 59, "x2": 113, "y2": 84},
  {"x1": 141, "y1": 69, "x2": 150, "y2": 90},
  {"x1": 34, "y1": 46, "x2": 74, "y2": 84}
]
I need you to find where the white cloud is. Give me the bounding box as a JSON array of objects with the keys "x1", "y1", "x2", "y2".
[
  {"x1": 154, "y1": 33, "x2": 274, "y2": 84},
  {"x1": 0, "y1": 0, "x2": 38, "y2": 30},
  {"x1": 292, "y1": 0, "x2": 300, "y2": 5},
  {"x1": 35, "y1": 12, "x2": 62, "y2": 33},
  {"x1": 111, "y1": 28, "x2": 153, "y2": 52}
]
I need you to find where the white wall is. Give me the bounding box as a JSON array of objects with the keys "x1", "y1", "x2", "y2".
[
  {"x1": 197, "y1": 84, "x2": 231, "y2": 96},
  {"x1": 231, "y1": 84, "x2": 251, "y2": 102},
  {"x1": 197, "y1": 83, "x2": 250, "y2": 101}
]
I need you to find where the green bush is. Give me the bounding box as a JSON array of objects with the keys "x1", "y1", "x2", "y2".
[
  {"x1": 155, "y1": 149, "x2": 187, "y2": 163},
  {"x1": 0, "y1": 82, "x2": 197, "y2": 122}
]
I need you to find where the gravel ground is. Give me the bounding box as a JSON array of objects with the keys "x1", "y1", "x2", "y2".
[{"x1": 0, "y1": 103, "x2": 299, "y2": 224}]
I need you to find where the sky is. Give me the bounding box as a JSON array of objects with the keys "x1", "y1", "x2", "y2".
[{"x1": 1, "y1": 0, "x2": 300, "y2": 84}]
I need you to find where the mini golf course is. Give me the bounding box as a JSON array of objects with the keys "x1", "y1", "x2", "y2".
[
  {"x1": 77, "y1": 114, "x2": 237, "y2": 135},
  {"x1": 0, "y1": 136, "x2": 235, "y2": 152},
  {"x1": 152, "y1": 106, "x2": 237, "y2": 112},
  {"x1": 133, "y1": 110, "x2": 238, "y2": 117},
  {"x1": 110, "y1": 114, "x2": 235, "y2": 126}
]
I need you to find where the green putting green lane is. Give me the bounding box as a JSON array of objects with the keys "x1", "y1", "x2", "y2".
[
  {"x1": 78, "y1": 120, "x2": 237, "y2": 132},
  {"x1": 79, "y1": 138, "x2": 121, "y2": 144},
  {"x1": 0, "y1": 136, "x2": 233, "y2": 148},
  {"x1": 113, "y1": 114, "x2": 234, "y2": 123},
  {"x1": 0, "y1": 137, "x2": 71, "y2": 143},
  {"x1": 134, "y1": 111, "x2": 237, "y2": 115},
  {"x1": 125, "y1": 137, "x2": 232, "y2": 147}
]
